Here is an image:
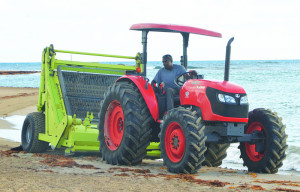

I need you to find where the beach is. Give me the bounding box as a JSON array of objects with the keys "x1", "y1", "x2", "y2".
[{"x1": 1, "y1": 87, "x2": 300, "y2": 192}]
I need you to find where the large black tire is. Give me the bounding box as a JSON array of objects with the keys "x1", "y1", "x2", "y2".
[
  {"x1": 159, "y1": 107, "x2": 207, "y2": 174},
  {"x1": 21, "y1": 112, "x2": 49, "y2": 153},
  {"x1": 98, "y1": 81, "x2": 153, "y2": 165},
  {"x1": 239, "y1": 108, "x2": 288, "y2": 173},
  {"x1": 202, "y1": 143, "x2": 230, "y2": 167}
]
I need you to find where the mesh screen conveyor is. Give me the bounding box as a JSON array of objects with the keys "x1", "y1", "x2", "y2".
[{"x1": 57, "y1": 66, "x2": 121, "y2": 122}]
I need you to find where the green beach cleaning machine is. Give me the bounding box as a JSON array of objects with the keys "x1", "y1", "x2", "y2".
[{"x1": 21, "y1": 23, "x2": 287, "y2": 174}]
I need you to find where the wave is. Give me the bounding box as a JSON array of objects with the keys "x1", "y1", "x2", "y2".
[
  {"x1": 149, "y1": 66, "x2": 206, "y2": 70},
  {"x1": 187, "y1": 66, "x2": 206, "y2": 69},
  {"x1": 280, "y1": 145, "x2": 300, "y2": 172},
  {"x1": 221, "y1": 143, "x2": 300, "y2": 174},
  {"x1": 258, "y1": 61, "x2": 280, "y2": 64},
  {"x1": 148, "y1": 66, "x2": 207, "y2": 70}
]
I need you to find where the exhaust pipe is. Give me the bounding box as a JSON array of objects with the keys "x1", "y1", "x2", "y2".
[{"x1": 224, "y1": 37, "x2": 234, "y2": 81}]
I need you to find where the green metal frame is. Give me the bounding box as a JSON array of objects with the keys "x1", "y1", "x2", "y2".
[{"x1": 37, "y1": 45, "x2": 161, "y2": 158}]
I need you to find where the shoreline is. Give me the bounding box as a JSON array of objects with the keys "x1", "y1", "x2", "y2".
[{"x1": 1, "y1": 86, "x2": 300, "y2": 191}]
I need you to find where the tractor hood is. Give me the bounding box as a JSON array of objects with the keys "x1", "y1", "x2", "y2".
[
  {"x1": 180, "y1": 79, "x2": 248, "y2": 122},
  {"x1": 183, "y1": 79, "x2": 246, "y2": 94}
]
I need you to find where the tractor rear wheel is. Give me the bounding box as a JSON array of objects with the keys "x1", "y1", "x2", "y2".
[
  {"x1": 21, "y1": 112, "x2": 49, "y2": 153},
  {"x1": 159, "y1": 107, "x2": 207, "y2": 174},
  {"x1": 239, "y1": 108, "x2": 288, "y2": 173},
  {"x1": 203, "y1": 143, "x2": 230, "y2": 167},
  {"x1": 98, "y1": 81, "x2": 152, "y2": 165}
]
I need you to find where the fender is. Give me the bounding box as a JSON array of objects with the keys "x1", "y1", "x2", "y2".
[
  {"x1": 117, "y1": 75, "x2": 159, "y2": 121},
  {"x1": 180, "y1": 79, "x2": 248, "y2": 123}
]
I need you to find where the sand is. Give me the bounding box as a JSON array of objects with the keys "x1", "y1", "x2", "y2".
[
  {"x1": 0, "y1": 87, "x2": 39, "y2": 117},
  {"x1": 0, "y1": 86, "x2": 300, "y2": 192}
]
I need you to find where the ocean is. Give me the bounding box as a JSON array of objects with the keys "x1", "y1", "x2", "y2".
[{"x1": 0, "y1": 60, "x2": 299, "y2": 175}]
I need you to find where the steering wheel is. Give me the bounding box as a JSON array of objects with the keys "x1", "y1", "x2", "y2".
[{"x1": 175, "y1": 71, "x2": 198, "y2": 87}]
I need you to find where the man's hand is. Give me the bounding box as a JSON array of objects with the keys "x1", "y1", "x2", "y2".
[
  {"x1": 151, "y1": 80, "x2": 157, "y2": 87},
  {"x1": 159, "y1": 82, "x2": 166, "y2": 94},
  {"x1": 189, "y1": 70, "x2": 197, "y2": 76},
  {"x1": 151, "y1": 80, "x2": 158, "y2": 92}
]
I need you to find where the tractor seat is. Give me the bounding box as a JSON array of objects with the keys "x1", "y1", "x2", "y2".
[{"x1": 155, "y1": 91, "x2": 181, "y2": 118}]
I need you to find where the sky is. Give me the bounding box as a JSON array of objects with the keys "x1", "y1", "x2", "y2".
[{"x1": 0, "y1": 0, "x2": 299, "y2": 62}]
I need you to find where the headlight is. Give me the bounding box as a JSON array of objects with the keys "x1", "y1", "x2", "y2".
[
  {"x1": 240, "y1": 95, "x2": 248, "y2": 105},
  {"x1": 217, "y1": 94, "x2": 236, "y2": 104}
]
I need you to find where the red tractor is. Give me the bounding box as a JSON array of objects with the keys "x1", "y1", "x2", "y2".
[{"x1": 98, "y1": 23, "x2": 287, "y2": 174}]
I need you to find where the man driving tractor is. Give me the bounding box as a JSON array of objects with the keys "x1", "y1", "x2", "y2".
[{"x1": 151, "y1": 54, "x2": 186, "y2": 111}]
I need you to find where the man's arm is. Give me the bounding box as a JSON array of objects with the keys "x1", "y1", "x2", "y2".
[{"x1": 153, "y1": 69, "x2": 161, "y2": 84}]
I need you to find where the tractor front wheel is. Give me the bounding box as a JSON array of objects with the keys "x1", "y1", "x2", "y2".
[
  {"x1": 159, "y1": 107, "x2": 207, "y2": 174},
  {"x1": 239, "y1": 108, "x2": 288, "y2": 173},
  {"x1": 98, "y1": 81, "x2": 153, "y2": 165},
  {"x1": 21, "y1": 112, "x2": 49, "y2": 153}
]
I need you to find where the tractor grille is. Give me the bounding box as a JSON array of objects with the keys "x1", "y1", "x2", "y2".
[
  {"x1": 206, "y1": 87, "x2": 248, "y2": 118},
  {"x1": 57, "y1": 66, "x2": 121, "y2": 121}
]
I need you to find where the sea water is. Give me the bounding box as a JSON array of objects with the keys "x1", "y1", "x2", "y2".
[{"x1": 0, "y1": 60, "x2": 299, "y2": 175}]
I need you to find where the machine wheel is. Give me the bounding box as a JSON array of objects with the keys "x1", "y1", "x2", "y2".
[
  {"x1": 239, "y1": 108, "x2": 288, "y2": 173},
  {"x1": 159, "y1": 107, "x2": 207, "y2": 174},
  {"x1": 203, "y1": 143, "x2": 230, "y2": 167},
  {"x1": 21, "y1": 112, "x2": 49, "y2": 153},
  {"x1": 98, "y1": 81, "x2": 152, "y2": 165}
]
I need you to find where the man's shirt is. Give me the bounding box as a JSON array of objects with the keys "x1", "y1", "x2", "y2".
[{"x1": 153, "y1": 64, "x2": 186, "y2": 89}]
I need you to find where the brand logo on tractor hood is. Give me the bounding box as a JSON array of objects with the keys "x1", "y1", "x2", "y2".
[
  {"x1": 196, "y1": 86, "x2": 205, "y2": 90},
  {"x1": 235, "y1": 94, "x2": 240, "y2": 98}
]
